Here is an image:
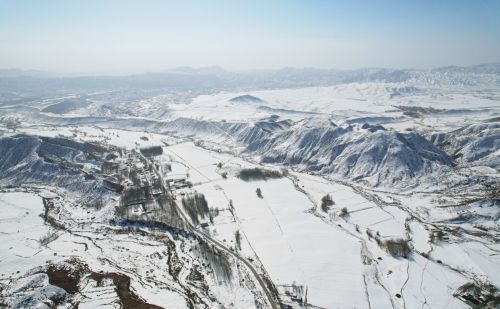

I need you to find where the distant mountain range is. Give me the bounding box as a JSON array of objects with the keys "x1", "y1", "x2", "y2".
[
  {"x1": 1, "y1": 63, "x2": 499, "y2": 103},
  {"x1": 2, "y1": 63, "x2": 499, "y2": 79}
]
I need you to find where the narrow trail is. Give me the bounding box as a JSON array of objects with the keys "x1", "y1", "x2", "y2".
[
  {"x1": 363, "y1": 273, "x2": 373, "y2": 309},
  {"x1": 400, "y1": 260, "x2": 410, "y2": 309}
]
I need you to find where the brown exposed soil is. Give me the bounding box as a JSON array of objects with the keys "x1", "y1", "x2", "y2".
[
  {"x1": 88, "y1": 272, "x2": 163, "y2": 309},
  {"x1": 42, "y1": 258, "x2": 89, "y2": 294},
  {"x1": 38, "y1": 258, "x2": 163, "y2": 309}
]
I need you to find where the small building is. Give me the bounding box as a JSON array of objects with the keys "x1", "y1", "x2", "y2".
[
  {"x1": 455, "y1": 283, "x2": 498, "y2": 307},
  {"x1": 277, "y1": 283, "x2": 308, "y2": 308},
  {"x1": 101, "y1": 161, "x2": 121, "y2": 175},
  {"x1": 103, "y1": 176, "x2": 124, "y2": 192},
  {"x1": 171, "y1": 179, "x2": 191, "y2": 189},
  {"x1": 150, "y1": 187, "x2": 163, "y2": 196}
]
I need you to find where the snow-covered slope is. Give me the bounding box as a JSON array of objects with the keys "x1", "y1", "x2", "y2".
[
  {"x1": 0, "y1": 115, "x2": 458, "y2": 188},
  {"x1": 150, "y1": 118, "x2": 453, "y2": 187},
  {"x1": 0, "y1": 135, "x2": 112, "y2": 199},
  {"x1": 239, "y1": 122, "x2": 452, "y2": 186},
  {"x1": 432, "y1": 121, "x2": 500, "y2": 168}
]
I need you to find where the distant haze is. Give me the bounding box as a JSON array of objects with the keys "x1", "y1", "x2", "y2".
[{"x1": 1, "y1": 0, "x2": 499, "y2": 75}]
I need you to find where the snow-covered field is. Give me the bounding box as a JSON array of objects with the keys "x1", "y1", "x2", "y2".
[
  {"x1": 165, "y1": 82, "x2": 500, "y2": 132},
  {"x1": 166, "y1": 142, "x2": 366, "y2": 308},
  {"x1": 162, "y1": 141, "x2": 487, "y2": 308},
  {"x1": 0, "y1": 191, "x2": 54, "y2": 276}
]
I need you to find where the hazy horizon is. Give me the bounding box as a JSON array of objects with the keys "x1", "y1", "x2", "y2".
[
  {"x1": 1, "y1": 0, "x2": 500, "y2": 75},
  {"x1": 2, "y1": 62, "x2": 500, "y2": 78}
]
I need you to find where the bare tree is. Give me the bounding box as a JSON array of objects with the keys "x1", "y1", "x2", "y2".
[
  {"x1": 235, "y1": 230, "x2": 242, "y2": 251},
  {"x1": 340, "y1": 207, "x2": 348, "y2": 217},
  {"x1": 321, "y1": 194, "x2": 335, "y2": 212}
]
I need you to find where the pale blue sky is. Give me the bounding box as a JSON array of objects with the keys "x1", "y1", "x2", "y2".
[{"x1": 1, "y1": 0, "x2": 499, "y2": 74}]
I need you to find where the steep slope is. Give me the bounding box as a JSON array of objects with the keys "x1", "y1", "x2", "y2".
[
  {"x1": 157, "y1": 117, "x2": 454, "y2": 186},
  {"x1": 239, "y1": 122, "x2": 452, "y2": 186},
  {"x1": 431, "y1": 122, "x2": 500, "y2": 168},
  {"x1": 0, "y1": 135, "x2": 112, "y2": 199}
]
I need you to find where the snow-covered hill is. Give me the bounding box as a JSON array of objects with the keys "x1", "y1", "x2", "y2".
[
  {"x1": 0, "y1": 135, "x2": 113, "y2": 199},
  {"x1": 432, "y1": 122, "x2": 500, "y2": 168},
  {"x1": 241, "y1": 122, "x2": 452, "y2": 186},
  {"x1": 132, "y1": 117, "x2": 453, "y2": 187}
]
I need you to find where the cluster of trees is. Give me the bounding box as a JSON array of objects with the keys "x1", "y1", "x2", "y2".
[
  {"x1": 39, "y1": 231, "x2": 58, "y2": 246},
  {"x1": 196, "y1": 238, "x2": 232, "y2": 283},
  {"x1": 256, "y1": 188, "x2": 263, "y2": 198},
  {"x1": 376, "y1": 238, "x2": 412, "y2": 258},
  {"x1": 140, "y1": 146, "x2": 163, "y2": 157},
  {"x1": 182, "y1": 192, "x2": 210, "y2": 225},
  {"x1": 320, "y1": 194, "x2": 349, "y2": 218},
  {"x1": 321, "y1": 194, "x2": 335, "y2": 212},
  {"x1": 216, "y1": 163, "x2": 228, "y2": 179},
  {"x1": 340, "y1": 207, "x2": 349, "y2": 217},
  {"x1": 120, "y1": 187, "x2": 147, "y2": 206},
  {"x1": 238, "y1": 167, "x2": 285, "y2": 181}
]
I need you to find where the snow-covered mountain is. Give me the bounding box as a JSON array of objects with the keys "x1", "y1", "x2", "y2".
[
  {"x1": 2, "y1": 63, "x2": 499, "y2": 107},
  {"x1": 432, "y1": 121, "x2": 500, "y2": 168},
  {"x1": 155, "y1": 118, "x2": 453, "y2": 186},
  {"x1": 242, "y1": 122, "x2": 452, "y2": 186}
]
